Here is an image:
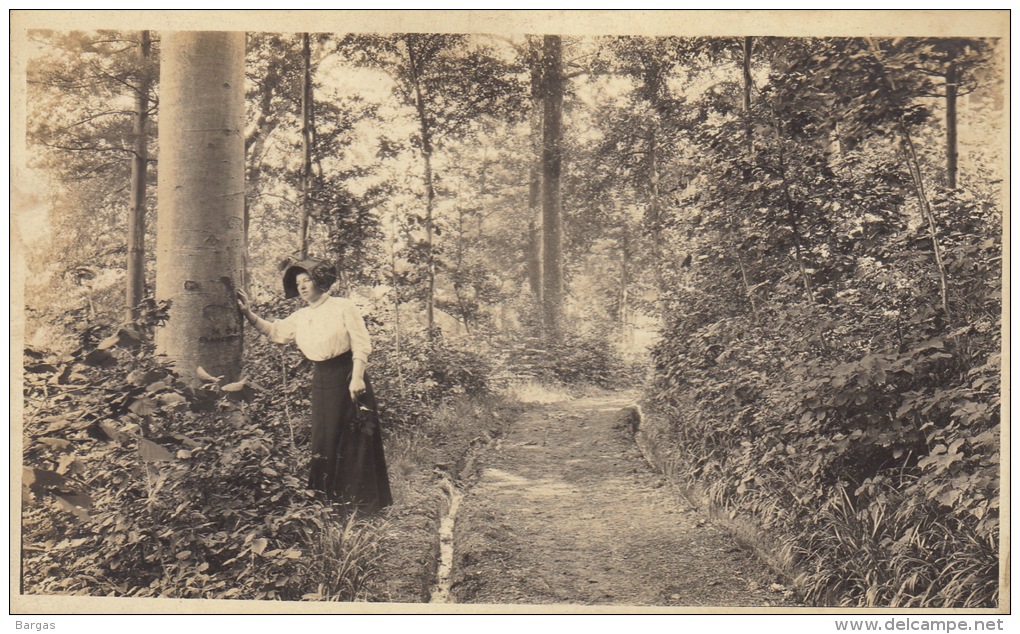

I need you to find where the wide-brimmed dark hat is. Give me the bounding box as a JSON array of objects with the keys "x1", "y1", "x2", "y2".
[{"x1": 282, "y1": 259, "x2": 338, "y2": 299}]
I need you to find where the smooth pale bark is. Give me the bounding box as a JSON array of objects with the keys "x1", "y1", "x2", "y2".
[
  {"x1": 155, "y1": 31, "x2": 246, "y2": 384},
  {"x1": 541, "y1": 35, "x2": 564, "y2": 342},
  {"x1": 125, "y1": 30, "x2": 151, "y2": 322}
]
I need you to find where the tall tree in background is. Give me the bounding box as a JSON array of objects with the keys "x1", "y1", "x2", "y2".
[
  {"x1": 900, "y1": 38, "x2": 994, "y2": 189},
  {"x1": 337, "y1": 33, "x2": 525, "y2": 337},
  {"x1": 298, "y1": 32, "x2": 314, "y2": 258},
  {"x1": 578, "y1": 35, "x2": 696, "y2": 320},
  {"x1": 244, "y1": 34, "x2": 299, "y2": 248},
  {"x1": 526, "y1": 35, "x2": 545, "y2": 305},
  {"x1": 540, "y1": 35, "x2": 564, "y2": 342},
  {"x1": 155, "y1": 31, "x2": 246, "y2": 383},
  {"x1": 27, "y1": 30, "x2": 159, "y2": 322},
  {"x1": 126, "y1": 30, "x2": 152, "y2": 321}
]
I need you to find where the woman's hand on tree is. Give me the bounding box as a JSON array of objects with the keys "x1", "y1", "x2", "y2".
[{"x1": 236, "y1": 289, "x2": 252, "y2": 315}]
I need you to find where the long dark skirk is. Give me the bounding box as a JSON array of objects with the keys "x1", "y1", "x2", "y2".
[{"x1": 309, "y1": 351, "x2": 393, "y2": 513}]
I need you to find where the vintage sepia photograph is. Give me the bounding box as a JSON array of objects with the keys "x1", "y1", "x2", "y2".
[{"x1": 10, "y1": 9, "x2": 1009, "y2": 618}]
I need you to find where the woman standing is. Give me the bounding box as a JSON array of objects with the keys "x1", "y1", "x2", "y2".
[{"x1": 236, "y1": 259, "x2": 392, "y2": 513}]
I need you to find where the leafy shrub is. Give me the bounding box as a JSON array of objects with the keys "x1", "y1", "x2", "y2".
[
  {"x1": 644, "y1": 60, "x2": 1002, "y2": 605},
  {"x1": 21, "y1": 300, "x2": 383, "y2": 600},
  {"x1": 496, "y1": 333, "x2": 627, "y2": 389},
  {"x1": 367, "y1": 326, "x2": 494, "y2": 431}
]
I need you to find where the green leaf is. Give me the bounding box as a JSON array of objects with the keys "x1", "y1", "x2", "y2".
[
  {"x1": 36, "y1": 437, "x2": 73, "y2": 452},
  {"x1": 129, "y1": 397, "x2": 157, "y2": 417},
  {"x1": 171, "y1": 432, "x2": 201, "y2": 448},
  {"x1": 94, "y1": 421, "x2": 129, "y2": 444},
  {"x1": 196, "y1": 366, "x2": 222, "y2": 383},
  {"x1": 251, "y1": 538, "x2": 268, "y2": 556},
  {"x1": 97, "y1": 334, "x2": 121, "y2": 350},
  {"x1": 25, "y1": 362, "x2": 59, "y2": 374},
  {"x1": 83, "y1": 349, "x2": 117, "y2": 368},
  {"x1": 54, "y1": 493, "x2": 91, "y2": 521},
  {"x1": 128, "y1": 369, "x2": 167, "y2": 386},
  {"x1": 23, "y1": 466, "x2": 69, "y2": 491},
  {"x1": 138, "y1": 438, "x2": 174, "y2": 462},
  {"x1": 221, "y1": 378, "x2": 247, "y2": 393},
  {"x1": 158, "y1": 392, "x2": 188, "y2": 407}
]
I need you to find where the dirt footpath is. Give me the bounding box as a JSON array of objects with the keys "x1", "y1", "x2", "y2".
[{"x1": 450, "y1": 391, "x2": 798, "y2": 607}]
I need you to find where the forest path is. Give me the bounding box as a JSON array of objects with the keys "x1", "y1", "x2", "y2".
[{"x1": 450, "y1": 390, "x2": 797, "y2": 607}]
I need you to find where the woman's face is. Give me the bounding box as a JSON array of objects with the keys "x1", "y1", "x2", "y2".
[{"x1": 295, "y1": 272, "x2": 323, "y2": 304}]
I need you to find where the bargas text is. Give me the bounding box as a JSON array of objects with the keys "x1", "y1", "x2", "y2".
[{"x1": 15, "y1": 623, "x2": 56, "y2": 631}]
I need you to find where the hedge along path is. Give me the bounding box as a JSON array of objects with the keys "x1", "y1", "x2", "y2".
[{"x1": 449, "y1": 390, "x2": 799, "y2": 607}]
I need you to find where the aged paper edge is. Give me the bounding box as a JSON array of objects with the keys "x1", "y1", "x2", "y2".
[{"x1": 9, "y1": 8, "x2": 1010, "y2": 616}]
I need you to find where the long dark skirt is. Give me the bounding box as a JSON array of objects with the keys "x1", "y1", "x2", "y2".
[{"x1": 309, "y1": 352, "x2": 393, "y2": 513}]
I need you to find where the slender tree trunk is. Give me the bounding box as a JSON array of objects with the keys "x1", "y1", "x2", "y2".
[
  {"x1": 640, "y1": 58, "x2": 665, "y2": 297},
  {"x1": 155, "y1": 31, "x2": 246, "y2": 384},
  {"x1": 900, "y1": 124, "x2": 952, "y2": 323},
  {"x1": 541, "y1": 35, "x2": 564, "y2": 342},
  {"x1": 527, "y1": 36, "x2": 544, "y2": 305},
  {"x1": 616, "y1": 223, "x2": 624, "y2": 322},
  {"x1": 125, "y1": 30, "x2": 151, "y2": 322},
  {"x1": 527, "y1": 218, "x2": 542, "y2": 301},
  {"x1": 390, "y1": 214, "x2": 405, "y2": 398},
  {"x1": 768, "y1": 107, "x2": 815, "y2": 302},
  {"x1": 406, "y1": 39, "x2": 437, "y2": 338},
  {"x1": 299, "y1": 33, "x2": 313, "y2": 258},
  {"x1": 742, "y1": 36, "x2": 755, "y2": 179},
  {"x1": 648, "y1": 128, "x2": 663, "y2": 291},
  {"x1": 866, "y1": 38, "x2": 951, "y2": 324},
  {"x1": 738, "y1": 35, "x2": 758, "y2": 316},
  {"x1": 736, "y1": 252, "x2": 758, "y2": 315},
  {"x1": 454, "y1": 203, "x2": 471, "y2": 334},
  {"x1": 946, "y1": 61, "x2": 959, "y2": 189},
  {"x1": 243, "y1": 60, "x2": 282, "y2": 290},
  {"x1": 742, "y1": 37, "x2": 752, "y2": 111}
]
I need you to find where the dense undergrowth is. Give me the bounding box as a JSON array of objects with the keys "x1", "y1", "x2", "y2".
[
  {"x1": 20, "y1": 292, "x2": 622, "y2": 601},
  {"x1": 21, "y1": 299, "x2": 384, "y2": 600},
  {"x1": 643, "y1": 40, "x2": 1002, "y2": 608}
]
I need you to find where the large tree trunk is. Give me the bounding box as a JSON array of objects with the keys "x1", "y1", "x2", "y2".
[
  {"x1": 299, "y1": 33, "x2": 313, "y2": 258},
  {"x1": 946, "y1": 61, "x2": 959, "y2": 189},
  {"x1": 541, "y1": 35, "x2": 564, "y2": 342},
  {"x1": 155, "y1": 32, "x2": 246, "y2": 384},
  {"x1": 125, "y1": 30, "x2": 151, "y2": 322}
]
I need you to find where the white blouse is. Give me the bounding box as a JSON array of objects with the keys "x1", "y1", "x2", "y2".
[{"x1": 254, "y1": 294, "x2": 372, "y2": 363}]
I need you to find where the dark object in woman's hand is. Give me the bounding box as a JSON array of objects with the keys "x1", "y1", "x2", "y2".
[{"x1": 353, "y1": 398, "x2": 377, "y2": 436}]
